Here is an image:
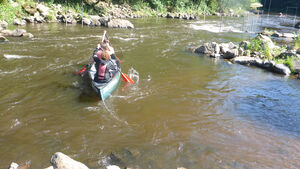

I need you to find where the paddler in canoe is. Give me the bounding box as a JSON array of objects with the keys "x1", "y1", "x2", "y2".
[{"x1": 75, "y1": 30, "x2": 134, "y2": 99}]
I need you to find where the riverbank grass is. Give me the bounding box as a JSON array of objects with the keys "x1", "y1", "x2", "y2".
[{"x1": 0, "y1": 1, "x2": 22, "y2": 24}]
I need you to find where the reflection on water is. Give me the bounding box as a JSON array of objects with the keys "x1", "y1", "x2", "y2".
[{"x1": 0, "y1": 15, "x2": 300, "y2": 168}]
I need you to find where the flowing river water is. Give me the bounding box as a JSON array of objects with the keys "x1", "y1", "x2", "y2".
[{"x1": 1, "y1": 14, "x2": 300, "y2": 168}]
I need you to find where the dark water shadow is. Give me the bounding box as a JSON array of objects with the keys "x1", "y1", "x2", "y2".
[{"x1": 231, "y1": 78, "x2": 300, "y2": 137}]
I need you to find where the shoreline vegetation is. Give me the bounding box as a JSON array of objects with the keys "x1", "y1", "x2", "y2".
[
  {"x1": 192, "y1": 30, "x2": 300, "y2": 77},
  {"x1": 0, "y1": 0, "x2": 259, "y2": 24}
]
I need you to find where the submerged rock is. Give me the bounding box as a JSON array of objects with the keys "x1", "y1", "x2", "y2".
[
  {"x1": 23, "y1": 32, "x2": 34, "y2": 38},
  {"x1": 107, "y1": 19, "x2": 134, "y2": 29},
  {"x1": 0, "y1": 35, "x2": 9, "y2": 42},
  {"x1": 50, "y1": 152, "x2": 89, "y2": 169}
]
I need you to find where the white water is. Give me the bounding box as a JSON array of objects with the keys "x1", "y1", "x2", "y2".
[{"x1": 3, "y1": 54, "x2": 40, "y2": 59}]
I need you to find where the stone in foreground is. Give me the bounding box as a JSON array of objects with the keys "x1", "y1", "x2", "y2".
[{"x1": 50, "y1": 152, "x2": 89, "y2": 169}]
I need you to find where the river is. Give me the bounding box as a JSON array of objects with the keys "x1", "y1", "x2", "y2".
[{"x1": 1, "y1": 14, "x2": 300, "y2": 168}]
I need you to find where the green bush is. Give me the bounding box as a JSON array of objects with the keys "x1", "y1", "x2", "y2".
[
  {"x1": 248, "y1": 38, "x2": 263, "y2": 52},
  {"x1": 0, "y1": 1, "x2": 22, "y2": 24}
]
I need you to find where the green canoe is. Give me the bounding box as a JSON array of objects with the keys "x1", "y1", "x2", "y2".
[{"x1": 88, "y1": 63, "x2": 121, "y2": 100}]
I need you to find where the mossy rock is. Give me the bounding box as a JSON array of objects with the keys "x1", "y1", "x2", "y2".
[{"x1": 22, "y1": 4, "x2": 37, "y2": 15}]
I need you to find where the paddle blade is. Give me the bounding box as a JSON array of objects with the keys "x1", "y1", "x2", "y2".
[
  {"x1": 121, "y1": 72, "x2": 134, "y2": 83},
  {"x1": 74, "y1": 67, "x2": 87, "y2": 75}
]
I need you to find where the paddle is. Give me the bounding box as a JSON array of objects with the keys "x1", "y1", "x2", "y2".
[
  {"x1": 74, "y1": 31, "x2": 107, "y2": 76},
  {"x1": 105, "y1": 34, "x2": 134, "y2": 84},
  {"x1": 73, "y1": 65, "x2": 87, "y2": 75}
]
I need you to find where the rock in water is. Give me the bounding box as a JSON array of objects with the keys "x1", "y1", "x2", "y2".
[
  {"x1": 0, "y1": 35, "x2": 9, "y2": 42},
  {"x1": 50, "y1": 152, "x2": 89, "y2": 169},
  {"x1": 107, "y1": 19, "x2": 134, "y2": 29},
  {"x1": 8, "y1": 162, "x2": 19, "y2": 169},
  {"x1": 14, "y1": 18, "x2": 26, "y2": 26},
  {"x1": 11, "y1": 29, "x2": 27, "y2": 37}
]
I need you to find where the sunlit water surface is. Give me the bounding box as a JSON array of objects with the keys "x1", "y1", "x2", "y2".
[{"x1": 1, "y1": 15, "x2": 300, "y2": 168}]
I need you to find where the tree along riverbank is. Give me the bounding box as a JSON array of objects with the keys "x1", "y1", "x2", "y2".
[
  {"x1": 192, "y1": 30, "x2": 300, "y2": 78},
  {"x1": 0, "y1": 0, "x2": 256, "y2": 25}
]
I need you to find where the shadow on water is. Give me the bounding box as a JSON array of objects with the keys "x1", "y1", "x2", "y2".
[
  {"x1": 234, "y1": 79, "x2": 300, "y2": 137},
  {"x1": 219, "y1": 64, "x2": 300, "y2": 137}
]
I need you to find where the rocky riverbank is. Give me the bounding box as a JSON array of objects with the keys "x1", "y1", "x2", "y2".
[
  {"x1": 191, "y1": 33, "x2": 300, "y2": 77},
  {"x1": 0, "y1": 0, "x2": 251, "y2": 42},
  {"x1": 8, "y1": 152, "x2": 187, "y2": 169}
]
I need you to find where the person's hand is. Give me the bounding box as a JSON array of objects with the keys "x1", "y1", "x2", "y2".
[{"x1": 97, "y1": 44, "x2": 100, "y2": 49}]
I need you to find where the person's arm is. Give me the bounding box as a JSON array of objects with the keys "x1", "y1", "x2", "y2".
[{"x1": 102, "y1": 30, "x2": 107, "y2": 43}]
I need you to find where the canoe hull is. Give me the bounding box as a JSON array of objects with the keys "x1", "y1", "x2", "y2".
[{"x1": 88, "y1": 64, "x2": 121, "y2": 100}]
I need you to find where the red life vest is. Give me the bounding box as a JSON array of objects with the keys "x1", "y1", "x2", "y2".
[{"x1": 97, "y1": 63, "x2": 107, "y2": 80}]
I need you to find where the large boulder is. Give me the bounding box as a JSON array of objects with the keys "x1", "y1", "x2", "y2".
[
  {"x1": 194, "y1": 42, "x2": 220, "y2": 55},
  {"x1": 220, "y1": 42, "x2": 237, "y2": 54},
  {"x1": 223, "y1": 48, "x2": 239, "y2": 59},
  {"x1": 99, "y1": 17, "x2": 110, "y2": 26},
  {"x1": 11, "y1": 29, "x2": 27, "y2": 37},
  {"x1": 24, "y1": 16, "x2": 35, "y2": 23},
  {"x1": 233, "y1": 56, "x2": 291, "y2": 75},
  {"x1": 0, "y1": 20, "x2": 8, "y2": 29},
  {"x1": 90, "y1": 15, "x2": 101, "y2": 26},
  {"x1": 81, "y1": 17, "x2": 91, "y2": 25},
  {"x1": 50, "y1": 152, "x2": 89, "y2": 169},
  {"x1": 37, "y1": 4, "x2": 50, "y2": 17},
  {"x1": 272, "y1": 63, "x2": 291, "y2": 75},
  {"x1": 22, "y1": 4, "x2": 37, "y2": 15},
  {"x1": 256, "y1": 34, "x2": 276, "y2": 49},
  {"x1": 1, "y1": 29, "x2": 13, "y2": 36},
  {"x1": 107, "y1": 19, "x2": 134, "y2": 29},
  {"x1": 14, "y1": 18, "x2": 26, "y2": 26},
  {"x1": 34, "y1": 12, "x2": 45, "y2": 23}
]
